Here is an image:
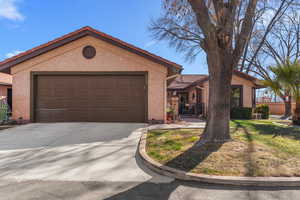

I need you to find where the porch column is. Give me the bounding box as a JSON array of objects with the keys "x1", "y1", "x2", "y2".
[{"x1": 170, "y1": 96, "x2": 179, "y2": 120}]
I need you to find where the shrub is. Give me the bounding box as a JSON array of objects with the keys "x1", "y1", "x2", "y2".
[
  {"x1": 255, "y1": 104, "x2": 269, "y2": 119},
  {"x1": 166, "y1": 107, "x2": 175, "y2": 121},
  {"x1": 292, "y1": 108, "x2": 300, "y2": 125},
  {"x1": 166, "y1": 107, "x2": 174, "y2": 114},
  {"x1": 231, "y1": 107, "x2": 253, "y2": 119}
]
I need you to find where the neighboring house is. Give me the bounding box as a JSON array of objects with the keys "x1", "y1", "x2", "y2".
[
  {"x1": 0, "y1": 72, "x2": 12, "y2": 109},
  {"x1": 168, "y1": 70, "x2": 264, "y2": 117},
  {"x1": 0, "y1": 26, "x2": 182, "y2": 123}
]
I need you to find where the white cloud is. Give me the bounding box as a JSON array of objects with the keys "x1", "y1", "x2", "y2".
[
  {"x1": 145, "y1": 40, "x2": 158, "y2": 48},
  {"x1": 5, "y1": 50, "x2": 23, "y2": 58},
  {"x1": 0, "y1": 0, "x2": 24, "y2": 21}
]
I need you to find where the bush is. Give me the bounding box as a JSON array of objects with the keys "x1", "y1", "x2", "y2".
[
  {"x1": 231, "y1": 107, "x2": 253, "y2": 119},
  {"x1": 166, "y1": 107, "x2": 174, "y2": 114},
  {"x1": 292, "y1": 108, "x2": 300, "y2": 125},
  {"x1": 255, "y1": 104, "x2": 269, "y2": 119}
]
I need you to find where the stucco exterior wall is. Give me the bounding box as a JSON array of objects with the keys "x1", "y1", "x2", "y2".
[
  {"x1": 202, "y1": 75, "x2": 256, "y2": 115},
  {"x1": 231, "y1": 75, "x2": 254, "y2": 107},
  {"x1": 0, "y1": 73, "x2": 12, "y2": 84},
  {"x1": 0, "y1": 73, "x2": 12, "y2": 99},
  {"x1": 256, "y1": 102, "x2": 296, "y2": 115},
  {"x1": 11, "y1": 36, "x2": 168, "y2": 122},
  {"x1": 0, "y1": 85, "x2": 11, "y2": 99}
]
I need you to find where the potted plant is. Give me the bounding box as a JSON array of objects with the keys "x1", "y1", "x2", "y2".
[{"x1": 166, "y1": 107, "x2": 174, "y2": 122}]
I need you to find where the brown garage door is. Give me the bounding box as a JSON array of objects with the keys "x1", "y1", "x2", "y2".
[{"x1": 34, "y1": 74, "x2": 146, "y2": 122}]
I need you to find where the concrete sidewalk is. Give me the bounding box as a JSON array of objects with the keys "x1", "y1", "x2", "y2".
[
  {"x1": 148, "y1": 122, "x2": 206, "y2": 130},
  {"x1": 0, "y1": 178, "x2": 300, "y2": 200}
]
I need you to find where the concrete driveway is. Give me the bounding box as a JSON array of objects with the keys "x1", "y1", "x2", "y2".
[
  {"x1": 0, "y1": 123, "x2": 165, "y2": 182},
  {"x1": 0, "y1": 123, "x2": 300, "y2": 200}
]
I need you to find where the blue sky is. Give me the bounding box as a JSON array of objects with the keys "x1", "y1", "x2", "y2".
[{"x1": 0, "y1": 0, "x2": 208, "y2": 74}]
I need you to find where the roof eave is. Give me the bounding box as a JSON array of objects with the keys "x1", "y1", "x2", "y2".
[
  {"x1": 0, "y1": 82, "x2": 12, "y2": 86},
  {"x1": 0, "y1": 27, "x2": 182, "y2": 74}
]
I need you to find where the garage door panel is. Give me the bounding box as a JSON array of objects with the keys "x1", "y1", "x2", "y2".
[
  {"x1": 36, "y1": 109, "x2": 67, "y2": 122},
  {"x1": 35, "y1": 74, "x2": 146, "y2": 122},
  {"x1": 65, "y1": 110, "x2": 89, "y2": 122}
]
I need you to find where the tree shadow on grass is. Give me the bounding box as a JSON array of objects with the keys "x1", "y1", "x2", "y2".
[
  {"x1": 164, "y1": 141, "x2": 224, "y2": 172},
  {"x1": 252, "y1": 124, "x2": 300, "y2": 139},
  {"x1": 232, "y1": 121, "x2": 256, "y2": 177},
  {"x1": 232, "y1": 120, "x2": 300, "y2": 140}
]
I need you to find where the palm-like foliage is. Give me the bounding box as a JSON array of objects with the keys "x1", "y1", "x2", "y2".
[
  {"x1": 272, "y1": 61, "x2": 300, "y2": 100},
  {"x1": 262, "y1": 77, "x2": 287, "y2": 100},
  {"x1": 263, "y1": 61, "x2": 300, "y2": 121}
]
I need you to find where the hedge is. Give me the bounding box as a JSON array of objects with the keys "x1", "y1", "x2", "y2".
[
  {"x1": 231, "y1": 107, "x2": 253, "y2": 119},
  {"x1": 254, "y1": 104, "x2": 269, "y2": 119}
]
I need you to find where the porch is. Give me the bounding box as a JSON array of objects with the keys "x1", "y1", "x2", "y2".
[{"x1": 167, "y1": 88, "x2": 205, "y2": 120}]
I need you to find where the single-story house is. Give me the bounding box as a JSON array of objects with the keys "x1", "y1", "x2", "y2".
[
  {"x1": 167, "y1": 70, "x2": 264, "y2": 117},
  {"x1": 0, "y1": 26, "x2": 182, "y2": 123},
  {"x1": 0, "y1": 72, "x2": 12, "y2": 109}
]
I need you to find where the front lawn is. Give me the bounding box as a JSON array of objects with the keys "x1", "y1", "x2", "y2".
[{"x1": 146, "y1": 120, "x2": 300, "y2": 177}]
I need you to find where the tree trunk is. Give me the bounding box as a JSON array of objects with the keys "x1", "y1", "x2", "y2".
[
  {"x1": 200, "y1": 50, "x2": 232, "y2": 143},
  {"x1": 293, "y1": 101, "x2": 300, "y2": 125},
  {"x1": 283, "y1": 96, "x2": 292, "y2": 117}
]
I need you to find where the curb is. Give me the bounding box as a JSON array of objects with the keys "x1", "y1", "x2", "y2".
[
  {"x1": 147, "y1": 125, "x2": 206, "y2": 130},
  {"x1": 139, "y1": 127, "x2": 300, "y2": 187}
]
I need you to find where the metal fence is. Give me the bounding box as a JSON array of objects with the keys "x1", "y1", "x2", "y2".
[
  {"x1": 0, "y1": 98, "x2": 10, "y2": 122},
  {"x1": 179, "y1": 103, "x2": 205, "y2": 115}
]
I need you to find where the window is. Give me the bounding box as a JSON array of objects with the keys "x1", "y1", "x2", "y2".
[{"x1": 231, "y1": 85, "x2": 243, "y2": 108}]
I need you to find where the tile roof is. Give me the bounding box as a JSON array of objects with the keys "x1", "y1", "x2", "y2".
[
  {"x1": 0, "y1": 26, "x2": 183, "y2": 74},
  {"x1": 168, "y1": 74, "x2": 208, "y2": 89},
  {"x1": 168, "y1": 70, "x2": 264, "y2": 90}
]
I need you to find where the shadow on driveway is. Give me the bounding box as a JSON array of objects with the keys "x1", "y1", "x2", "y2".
[
  {"x1": 0, "y1": 123, "x2": 149, "y2": 183},
  {"x1": 102, "y1": 153, "x2": 300, "y2": 200},
  {"x1": 0, "y1": 123, "x2": 300, "y2": 199},
  {"x1": 1, "y1": 152, "x2": 300, "y2": 200}
]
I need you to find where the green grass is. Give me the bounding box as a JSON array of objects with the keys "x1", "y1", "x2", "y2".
[
  {"x1": 147, "y1": 129, "x2": 200, "y2": 162},
  {"x1": 231, "y1": 120, "x2": 300, "y2": 156},
  {"x1": 146, "y1": 120, "x2": 300, "y2": 177}
]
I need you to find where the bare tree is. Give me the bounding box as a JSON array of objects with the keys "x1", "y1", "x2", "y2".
[
  {"x1": 241, "y1": 1, "x2": 295, "y2": 71},
  {"x1": 151, "y1": 0, "x2": 260, "y2": 143},
  {"x1": 245, "y1": 7, "x2": 300, "y2": 117},
  {"x1": 150, "y1": 0, "x2": 296, "y2": 144}
]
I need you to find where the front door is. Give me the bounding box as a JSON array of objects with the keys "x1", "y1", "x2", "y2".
[
  {"x1": 196, "y1": 89, "x2": 204, "y2": 115},
  {"x1": 7, "y1": 88, "x2": 12, "y2": 111},
  {"x1": 179, "y1": 93, "x2": 188, "y2": 114}
]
